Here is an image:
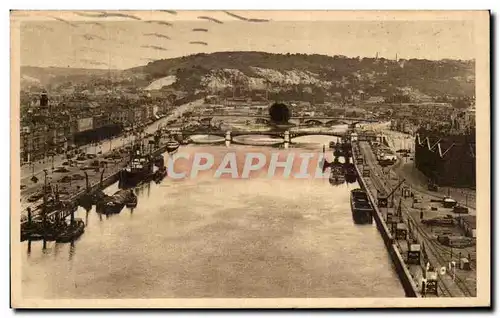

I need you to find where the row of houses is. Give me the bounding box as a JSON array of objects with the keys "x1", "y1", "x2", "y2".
[{"x1": 20, "y1": 93, "x2": 169, "y2": 163}]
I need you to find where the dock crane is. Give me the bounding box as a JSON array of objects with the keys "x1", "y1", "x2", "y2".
[{"x1": 377, "y1": 178, "x2": 406, "y2": 208}]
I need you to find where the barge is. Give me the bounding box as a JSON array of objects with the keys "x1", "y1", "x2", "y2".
[
  {"x1": 96, "y1": 189, "x2": 136, "y2": 214},
  {"x1": 344, "y1": 163, "x2": 358, "y2": 184},
  {"x1": 329, "y1": 165, "x2": 345, "y2": 185},
  {"x1": 350, "y1": 188, "x2": 374, "y2": 224}
]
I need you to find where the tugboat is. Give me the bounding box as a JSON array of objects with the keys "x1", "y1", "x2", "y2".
[
  {"x1": 166, "y1": 139, "x2": 180, "y2": 153},
  {"x1": 119, "y1": 143, "x2": 154, "y2": 189},
  {"x1": 350, "y1": 188, "x2": 374, "y2": 224}
]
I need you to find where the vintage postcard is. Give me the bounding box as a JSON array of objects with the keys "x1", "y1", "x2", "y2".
[{"x1": 10, "y1": 10, "x2": 490, "y2": 308}]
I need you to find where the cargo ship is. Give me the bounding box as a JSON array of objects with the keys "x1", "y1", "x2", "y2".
[
  {"x1": 350, "y1": 188, "x2": 374, "y2": 224},
  {"x1": 118, "y1": 144, "x2": 154, "y2": 189}
]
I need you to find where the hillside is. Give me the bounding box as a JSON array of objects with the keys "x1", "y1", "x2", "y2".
[
  {"x1": 131, "y1": 52, "x2": 475, "y2": 101},
  {"x1": 21, "y1": 52, "x2": 475, "y2": 103}
]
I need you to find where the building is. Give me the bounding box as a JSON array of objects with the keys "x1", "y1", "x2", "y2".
[
  {"x1": 110, "y1": 108, "x2": 129, "y2": 125},
  {"x1": 414, "y1": 129, "x2": 475, "y2": 188}
]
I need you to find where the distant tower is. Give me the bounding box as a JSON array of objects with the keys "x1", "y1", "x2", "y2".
[
  {"x1": 40, "y1": 92, "x2": 48, "y2": 107},
  {"x1": 40, "y1": 91, "x2": 50, "y2": 115},
  {"x1": 375, "y1": 52, "x2": 379, "y2": 60},
  {"x1": 395, "y1": 53, "x2": 398, "y2": 62}
]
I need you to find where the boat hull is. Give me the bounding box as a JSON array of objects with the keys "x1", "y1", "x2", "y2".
[
  {"x1": 166, "y1": 145, "x2": 179, "y2": 153},
  {"x1": 56, "y1": 221, "x2": 85, "y2": 243},
  {"x1": 350, "y1": 189, "x2": 374, "y2": 225},
  {"x1": 96, "y1": 200, "x2": 125, "y2": 214},
  {"x1": 351, "y1": 207, "x2": 374, "y2": 224},
  {"x1": 119, "y1": 166, "x2": 153, "y2": 189}
]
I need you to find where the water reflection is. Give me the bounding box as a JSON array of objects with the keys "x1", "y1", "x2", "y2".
[
  {"x1": 85, "y1": 209, "x2": 90, "y2": 227},
  {"x1": 69, "y1": 241, "x2": 76, "y2": 262},
  {"x1": 21, "y1": 141, "x2": 405, "y2": 299}
]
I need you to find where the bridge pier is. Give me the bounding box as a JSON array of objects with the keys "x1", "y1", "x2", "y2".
[
  {"x1": 284, "y1": 130, "x2": 290, "y2": 149},
  {"x1": 225, "y1": 131, "x2": 231, "y2": 146}
]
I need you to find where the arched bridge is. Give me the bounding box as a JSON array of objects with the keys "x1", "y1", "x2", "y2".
[
  {"x1": 194, "y1": 115, "x2": 376, "y2": 127},
  {"x1": 172, "y1": 128, "x2": 349, "y2": 143}
]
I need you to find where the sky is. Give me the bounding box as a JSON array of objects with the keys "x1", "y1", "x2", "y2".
[{"x1": 13, "y1": 10, "x2": 476, "y2": 70}]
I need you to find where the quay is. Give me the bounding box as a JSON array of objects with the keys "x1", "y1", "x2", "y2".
[
  {"x1": 20, "y1": 138, "x2": 170, "y2": 227},
  {"x1": 350, "y1": 134, "x2": 476, "y2": 297}
]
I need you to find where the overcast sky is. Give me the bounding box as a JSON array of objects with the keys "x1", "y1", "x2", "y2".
[{"x1": 15, "y1": 10, "x2": 476, "y2": 70}]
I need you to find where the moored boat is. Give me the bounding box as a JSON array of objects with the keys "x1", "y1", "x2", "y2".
[
  {"x1": 166, "y1": 140, "x2": 180, "y2": 153},
  {"x1": 153, "y1": 166, "x2": 168, "y2": 183},
  {"x1": 344, "y1": 163, "x2": 357, "y2": 183},
  {"x1": 96, "y1": 189, "x2": 135, "y2": 214},
  {"x1": 119, "y1": 144, "x2": 154, "y2": 189},
  {"x1": 350, "y1": 188, "x2": 374, "y2": 224},
  {"x1": 154, "y1": 154, "x2": 165, "y2": 167},
  {"x1": 329, "y1": 165, "x2": 345, "y2": 185},
  {"x1": 125, "y1": 191, "x2": 138, "y2": 208},
  {"x1": 56, "y1": 219, "x2": 85, "y2": 243},
  {"x1": 21, "y1": 221, "x2": 43, "y2": 241}
]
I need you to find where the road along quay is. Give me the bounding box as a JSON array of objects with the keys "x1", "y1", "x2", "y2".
[{"x1": 352, "y1": 139, "x2": 476, "y2": 297}]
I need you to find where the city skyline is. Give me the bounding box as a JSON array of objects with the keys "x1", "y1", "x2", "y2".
[{"x1": 15, "y1": 11, "x2": 476, "y2": 70}]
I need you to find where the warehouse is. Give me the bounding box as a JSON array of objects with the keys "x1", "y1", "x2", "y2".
[{"x1": 414, "y1": 129, "x2": 475, "y2": 188}]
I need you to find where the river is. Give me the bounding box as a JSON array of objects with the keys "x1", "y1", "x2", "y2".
[{"x1": 20, "y1": 135, "x2": 405, "y2": 298}]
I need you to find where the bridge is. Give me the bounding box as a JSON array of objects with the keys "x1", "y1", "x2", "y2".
[
  {"x1": 193, "y1": 115, "x2": 377, "y2": 127},
  {"x1": 172, "y1": 128, "x2": 355, "y2": 145}
]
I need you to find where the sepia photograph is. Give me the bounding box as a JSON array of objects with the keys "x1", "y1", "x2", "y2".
[{"x1": 9, "y1": 10, "x2": 490, "y2": 308}]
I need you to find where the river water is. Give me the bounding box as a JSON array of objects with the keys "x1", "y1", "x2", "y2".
[{"x1": 21, "y1": 135, "x2": 405, "y2": 298}]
